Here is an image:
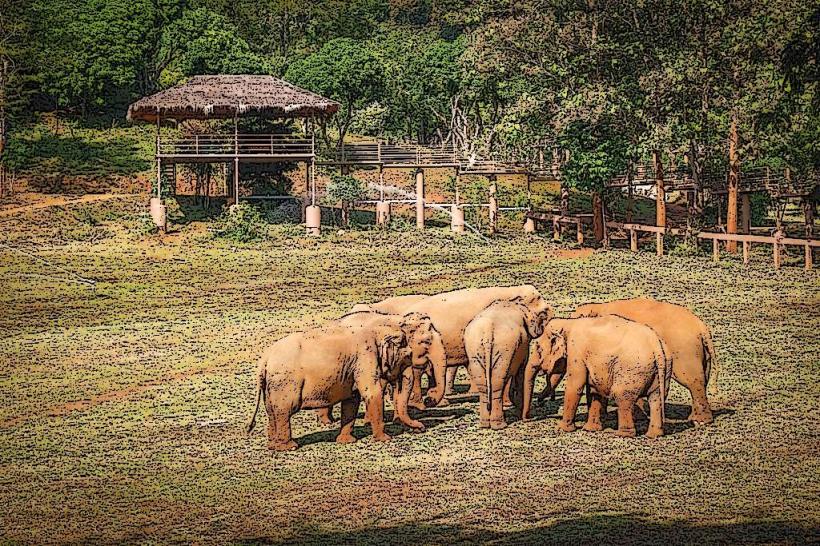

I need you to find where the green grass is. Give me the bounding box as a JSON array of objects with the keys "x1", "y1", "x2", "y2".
[{"x1": 0, "y1": 195, "x2": 818, "y2": 544}]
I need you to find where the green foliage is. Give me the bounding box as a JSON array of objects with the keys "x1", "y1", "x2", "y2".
[
  {"x1": 558, "y1": 123, "x2": 628, "y2": 193},
  {"x1": 213, "y1": 203, "x2": 268, "y2": 242},
  {"x1": 326, "y1": 172, "x2": 367, "y2": 204}
]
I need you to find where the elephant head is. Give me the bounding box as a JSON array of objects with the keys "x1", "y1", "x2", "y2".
[
  {"x1": 522, "y1": 323, "x2": 566, "y2": 419},
  {"x1": 396, "y1": 312, "x2": 447, "y2": 408},
  {"x1": 512, "y1": 293, "x2": 554, "y2": 338}
]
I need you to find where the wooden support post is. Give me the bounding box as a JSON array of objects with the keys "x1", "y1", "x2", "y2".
[
  {"x1": 773, "y1": 240, "x2": 781, "y2": 269},
  {"x1": 234, "y1": 158, "x2": 240, "y2": 205},
  {"x1": 653, "y1": 151, "x2": 666, "y2": 229},
  {"x1": 805, "y1": 243, "x2": 813, "y2": 270},
  {"x1": 743, "y1": 241, "x2": 750, "y2": 265},
  {"x1": 656, "y1": 231, "x2": 664, "y2": 256},
  {"x1": 592, "y1": 192, "x2": 604, "y2": 243},
  {"x1": 576, "y1": 220, "x2": 584, "y2": 245},
  {"x1": 630, "y1": 229, "x2": 638, "y2": 252},
  {"x1": 726, "y1": 117, "x2": 739, "y2": 252},
  {"x1": 415, "y1": 169, "x2": 425, "y2": 229},
  {"x1": 740, "y1": 193, "x2": 751, "y2": 234},
  {"x1": 713, "y1": 238, "x2": 719, "y2": 262},
  {"x1": 488, "y1": 176, "x2": 498, "y2": 234},
  {"x1": 156, "y1": 157, "x2": 162, "y2": 199},
  {"x1": 552, "y1": 217, "x2": 560, "y2": 242}
]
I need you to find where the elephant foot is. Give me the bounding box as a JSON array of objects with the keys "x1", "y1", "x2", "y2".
[
  {"x1": 615, "y1": 427, "x2": 636, "y2": 438},
  {"x1": 503, "y1": 399, "x2": 514, "y2": 409},
  {"x1": 372, "y1": 432, "x2": 392, "y2": 442},
  {"x1": 490, "y1": 420, "x2": 507, "y2": 431},
  {"x1": 336, "y1": 433, "x2": 357, "y2": 444},
  {"x1": 408, "y1": 400, "x2": 427, "y2": 411},
  {"x1": 478, "y1": 419, "x2": 490, "y2": 429},
  {"x1": 645, "y1": 427, "x2": 664, "y2": 439},
  {"x1": 403, "y1": 419, "x2": 426, "y2": 432},
  {"x1": 582, "y1": 421, "x2": 603, "y2": 432},
  {"x1": 689, "y1": 410, "x2": 714, "y2": 426},
  {"x1": 268, "y1": 440, "x2": 298, "y2": 451},
  {"x1": 556, "y1": 421, "x2": 576, "y2": 433},
  {"x1": 427, "y1": 397, "x2": 449, "y2": 408},
  {"x1": 467, "y1": 387, "x2": 481, "y2": 395},
  {"x1": 318, "y1": 415, "x2": 336, "y2": 426}
]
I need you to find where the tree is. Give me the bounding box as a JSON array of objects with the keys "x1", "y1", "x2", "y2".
[
  {"x1": 285, "y1": 38, "x2": 383, "y2": 147},
  {"x1": 326, "y1": 172, "x2": 367, "y2": 227}
]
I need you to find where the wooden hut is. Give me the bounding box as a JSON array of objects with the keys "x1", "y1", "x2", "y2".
[{"x1": 127, "y1": 75, "x2": 339, "y2": 226}]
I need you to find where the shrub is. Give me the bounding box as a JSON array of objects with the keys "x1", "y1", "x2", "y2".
[{"x1": 213, "y1": 203, "x2": 268, "y2": 242}]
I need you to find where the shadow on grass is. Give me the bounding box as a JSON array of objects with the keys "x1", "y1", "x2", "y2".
[
  {"x1": 296, "y1": 406, "x2": 472, "y2": 447},
  {"x1": 238, "y1": 515, "x2": 818, "y2": 545}
]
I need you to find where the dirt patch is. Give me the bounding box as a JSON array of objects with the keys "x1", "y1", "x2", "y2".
[
  {"x1": 0, "y1": 192, "x2": 137, "y2": 218},
  {"x1": 552, "y1": 247, "x2": 594, "y2": 259}
]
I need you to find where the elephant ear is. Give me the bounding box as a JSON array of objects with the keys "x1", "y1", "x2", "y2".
[
  {"x1": 548, "y1": 329, "x2": 567, "y2": 367},
  {"x1": 377, "y1": 332, "x2": 407, "y2": 380}
]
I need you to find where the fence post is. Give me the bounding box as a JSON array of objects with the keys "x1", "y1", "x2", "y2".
[
  {"x1": 576, "y1": 220, "x2": 584, "y2": 245},
  {"x1": 773, "y1": 240, "x2": 781, "y2": 269},
  {"x1": 743, "y1": 240, "x2": 750, "y2": 265},
  {"x1": 630, "y1": 229, "x2": 638, "y2": 252},
  {"x1": 805, "y1": 244, "x2": 813, "y2": 270},
  {"x1": 552, "y1": 217, "x2": 560, "y2": 241},
  {"x1": 656, "y1": 231, "x2": 664, "y2": 256},
  {"x1": 712, "y1": 238, "x2": 719, "y2": 262},
  {"x1": 488, "y1": 177, "x2": 498, "y2": 234},
  {"x1": 415, "y1": 169, "x2": 425, "y2": 230}
]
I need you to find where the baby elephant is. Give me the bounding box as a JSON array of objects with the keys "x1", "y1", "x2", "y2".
[
  {"x1": 525, "y1": 316, "x2": 671, "y2": 438},
  {"x1": 465, "y1": 298, "x2": 552, "y2": 430},
  {"x1": 246, "y1": 311, "x2": 436, "y2": 451}
]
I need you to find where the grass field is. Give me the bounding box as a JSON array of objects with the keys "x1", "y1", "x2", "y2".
[{"x1": 1, "y1": 195, "x2": 818, "y2": 544}]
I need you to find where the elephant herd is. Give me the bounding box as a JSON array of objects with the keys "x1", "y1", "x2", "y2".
[{"x1": 247, "y1": 285, "x2": 719, "y2": 451}]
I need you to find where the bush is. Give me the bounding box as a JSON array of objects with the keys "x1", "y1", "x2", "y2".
[{"x1": 213, "y1": 203, "x2": 268, "y2": 242}]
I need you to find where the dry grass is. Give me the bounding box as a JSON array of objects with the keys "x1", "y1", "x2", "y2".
[{"x1": 1, "y1": 195, "x2": 818, "y2": 544}]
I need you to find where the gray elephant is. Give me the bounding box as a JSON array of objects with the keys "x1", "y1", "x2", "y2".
[
  {"x1": 246, "y1": 311, "x2": 438, "y2": 451},
  {"x1": 525, "y1": 316, "x2": 671, "y2": 438},
  {"x1": 464, "y1": 299, "x2": 551, "y2": 429}
]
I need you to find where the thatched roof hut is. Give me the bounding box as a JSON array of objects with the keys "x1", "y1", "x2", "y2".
[{"x1": 127, "y1": 75, "x2": 340, "y2": 123}]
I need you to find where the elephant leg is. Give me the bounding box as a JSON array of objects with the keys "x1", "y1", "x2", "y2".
[
  {"x1": 502, "y1": 381, "x2": 514, "y2": 409},
  {"x1": 337, "y1": 392, "x2": 360, "y2": 444},
  {"x1": 557, "y1": 373, "x2": 585, "y2": 433},
  {"x1": 316, "y1": 407, "x2": 336, "y2": 425},
  {"x1": 614, "y1": 397, "x2": 637, "y2": 437},
  {"x1": 510, "y1": 365, "x2": 525, "y2": 416},
  {"x1": 538, "y1": 372, "x2": 563, "y2": 405},
  {"x1": 490, "y1": 365, "x2": 510, "y2": 430},
  {"x1": 646, "y1": 389, "x2": 664, "y2": 438},
  {"x1": 467, "y1": 359, "x2": 490, "y2": 428},
  {"x1": 445, "y1": 366, "x2": 458, "y2": 395},
  {"x1": 685, "y1": 376, "x2": 714, "y2": 426},
  {"x1": 269, "y1": 406, "x2": 297, "y2": 451},
  {"x1": 393, "y1": 368, "x2": 425, "y2": 432},
  {"x1": 583, "y1": 393, "x2": 606, "y2": 432},
  {"x1": 363, "y1": 387, "x2": 391, "y2": 442}
]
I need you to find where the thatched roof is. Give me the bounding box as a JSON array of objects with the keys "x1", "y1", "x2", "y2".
[{"x1": 127, "y1": 75, "x2": 340, "y2": 122}]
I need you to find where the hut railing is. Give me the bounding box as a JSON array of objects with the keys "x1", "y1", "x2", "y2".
[{"x1": 158, "y1": 134, "x2": 314, "y2": 157}]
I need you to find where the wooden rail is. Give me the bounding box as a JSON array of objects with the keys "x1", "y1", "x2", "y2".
[
  {"x1": 526, "y1": 211, "x2": 817, "y2": 270},
  {"x1": 158, "y1": 134, "x2": 314, "y2": 159}
]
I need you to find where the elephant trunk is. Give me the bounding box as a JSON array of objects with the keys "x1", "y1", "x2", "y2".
[
  {"x1": 522, "y1": 362, "x2": 539, "y2": 420},
  {"x1": 422, "y1": 331, "x2": 448, "y2": 408}
]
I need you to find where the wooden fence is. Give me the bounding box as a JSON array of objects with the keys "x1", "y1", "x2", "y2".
[{"x1": 527, "y1": 211, "x2": 818, "y2": 270}]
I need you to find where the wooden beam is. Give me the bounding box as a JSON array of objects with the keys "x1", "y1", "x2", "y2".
[{"x1": 726, "y1": 117, "x2": 739, "y2": 252}]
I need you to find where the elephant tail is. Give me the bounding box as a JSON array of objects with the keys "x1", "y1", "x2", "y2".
[
  {"x1": 485, "y1": 340, "x2": 495, "y2": 414},
  {"x1": 246, "y1": 361, "x2": 266, "y2": 434},
  {"x1": 702, "y1": 328, "x2": 720, "y2": 396}
]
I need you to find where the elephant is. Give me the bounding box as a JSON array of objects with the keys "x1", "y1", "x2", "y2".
[
  {"x1": 246, "y1": 311, "x2": 438, "y2": 450},
  {"x1": 524, "y1": 316, "x2": 671, "y2": 438},
  {"x1": 464, "y1": 299, "x2": 551, "y2": 429},
  {"x1": 314, "y1": 294, "x2": 439, "y2": 427},
  {"x1": 399, "y1": 285, "x2": 551, "y2": 408},
  {"x1": 570, "y1": 298, "x2": 719, "y2": 425}
]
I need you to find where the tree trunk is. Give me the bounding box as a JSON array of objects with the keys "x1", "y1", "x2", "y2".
[
  {"x1": 653, "y1": 150, "x2": 666, "y2": 228},
  {"x1": 341, "y1": 201, "x2": 350, "y2": 227},
  {"x1": 726, "y1": 117, "x2": 739, "y2": 252},
  {"x1": 592, "y1": 192, "x2": 604, "y2": 243}
]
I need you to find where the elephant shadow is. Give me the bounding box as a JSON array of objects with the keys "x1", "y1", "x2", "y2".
[{"x1": 296, "y1": 406, "x2": 473, "y2": 448}]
